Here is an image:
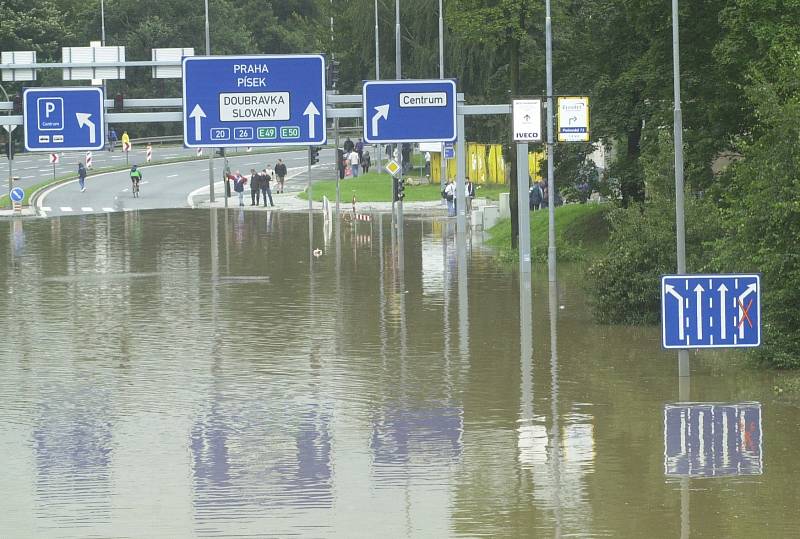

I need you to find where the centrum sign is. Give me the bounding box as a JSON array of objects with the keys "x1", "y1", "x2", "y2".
[{"x1": 182, "y1": 55, "x2": 326, "y2": 147}]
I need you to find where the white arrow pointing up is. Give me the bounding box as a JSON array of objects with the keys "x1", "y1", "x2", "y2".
[
  {"x1": 372, "y1": 104, "x2": 390, "y2": 138},
  {"x1": 665, "y1": 284, "x2": 685, "y2": 342},
  {"x1": 694, "y1": 283, "x2": 705, "y2": 341},
  {"x1": 718, "y1": 283, "x2": 729, "y2": 340},
  {"x1": 189, "y1": 104, "x2": 206, "y2": 142},
  {"x1": 75, "y1": 113, "x2": 96, "y2": 144},
  {"x1": 303, "y1": 102, "x2": 320, "y2": 140}
]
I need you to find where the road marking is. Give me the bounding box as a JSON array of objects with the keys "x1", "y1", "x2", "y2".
[
  {"x1": 41, "y1": 206, "x2": 52, "y2": 212},
  {"x1": 122, "y1": 188, "x2": 129, "y2": 192},
  {"x1": 81, "y1": 207, "x2": 93, "y2": 212},
  {"x1": 60, "y1": 207, "x2": 73, "y2": 212},
  {"x1": 38, "y1": 168, "x2": 51, "y2": 172},
  {"x1": 102, "y1": 207, "x2": 114, "y2": 212},
  {"x1": 167, "y1": 174, "x2": 179, "y2": 178}
]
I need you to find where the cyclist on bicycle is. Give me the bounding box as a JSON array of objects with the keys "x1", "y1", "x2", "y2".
[{"x1": 130, "y1": 165, "x2": 142, "y2": 197}]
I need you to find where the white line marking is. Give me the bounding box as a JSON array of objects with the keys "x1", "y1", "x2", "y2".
[
  {"x1": 41, "y1": 206, "x2": 52, "y2": 212},
  {"x1": 122, "y1": 188, "x2": 129, "y2": 192},
  {"x1": 167, "y1": 174, "x2": 179, "y2": 178},
  {"x1": 102, "y1": 207, "x2": 115, "y2": 212},
  {"x1": 81, "y1": 207, "x2": 93, "y2": 212},
  {"x1": 60, "y1": 207, "x2": 73, "y2": 212},
  {"x1": 38, "y1": 169, "x2": 51, "y2": 172}
]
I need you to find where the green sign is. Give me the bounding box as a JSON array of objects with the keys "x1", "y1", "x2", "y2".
[
  {"x1": 280, "y1": 126, "x2": 300, "y2": 139},
  {"x1": 257, "y1": 127, "x2": 277, "y2": 140}
]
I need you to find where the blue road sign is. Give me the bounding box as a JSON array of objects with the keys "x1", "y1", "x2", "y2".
[
  {"x1": 362, "y1": 79, "x2": 457, "y2": 144},
  {"x1": 664, "y1": 402, "x2": 762, "y2": 478},
  {"x1": 661, "y1": 274, "x2": 761, "y2": 349},
  {"x1": 9, "y1": 187, "x2": 24, "y2": 202},
  {"x1": 444, "y1": 142, "x2": 455, "y2": 160},
  {"x1": 182, "y1": 55, "x2": 326, "y2": 148},
  {"x1": 23, "y1": 88, "x2": 105, "y2": 152}
]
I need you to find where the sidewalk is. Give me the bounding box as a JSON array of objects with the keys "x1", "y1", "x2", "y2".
[{"x1": 192, "y1": 186, "x2": 449, "y2": 215}]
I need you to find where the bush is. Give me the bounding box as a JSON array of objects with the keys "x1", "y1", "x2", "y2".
[{"x1": 586, "y1": 195, "x2": 722, "y2": 324}]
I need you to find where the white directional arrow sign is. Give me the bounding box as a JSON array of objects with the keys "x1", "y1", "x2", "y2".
[
  {"x1": 189, "y1": 104, "x2": 206, "y2": 142},
  {"x1": 693, "y1": 284, "x2": 705, "y2": 341},
  {"x1": 303, "y1": 102, "x2": 320, "y2": 140},
  {"x1": 371, "y1": 104, "x2": 390, "y2": 138},
  {"x1": 75, "y1": 113, "x2": 96, "y2": 145},
  {"x1": 665, "y1": 285, "x2": 685, "y2": 342},
  {"x1": 718, "y1": 283, "x2": 729, "y2": 340}
]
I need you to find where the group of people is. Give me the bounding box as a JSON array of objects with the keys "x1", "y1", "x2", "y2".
[
  {"x1": 442, "y1": 177, "x2": 476, "y2": 217},
  {"x1": 529, "y1": 179, "x2": 561, "y2": 210},
  {"x1": 342, "y1": 137, "x2": 371, "y2": 178},
  {"x1": 227, "y1": 159, "x2": 287, "y2": 207}
]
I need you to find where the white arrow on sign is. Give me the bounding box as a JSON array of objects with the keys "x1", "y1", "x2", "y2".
[
  {"x1": 718, "y1": 283, "x2": 728, "y2": 340},
  {"x1": 738, "y1": 283, "x2": 757, "y2": 339},
  {"x1": 75, "y1": 113, "x2": 96, "y2": 144},
  {"x1": 693, "y1": 284, "x2": 705, "y2": 341},
  {"x1": 189, "y1": 104, "x2": 206, "y2": 142},
  {"x1": 303, "y1": 102, "x2": 320, "y2": 139},
  {"x1": 665, "y1": 285, "x2": 686, "y2": 342},
  {"x1": 371, "y1": 104, "x2": 390, "y2": 137}
]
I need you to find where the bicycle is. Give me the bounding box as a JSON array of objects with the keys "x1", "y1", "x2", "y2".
[{"x1": 132, "y1": 178, "x2": 140, "y2": 198}]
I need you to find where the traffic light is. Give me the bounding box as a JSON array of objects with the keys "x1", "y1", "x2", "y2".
[
  {"x1": 393, "y1": 177, "x2": 405, "y2": 202},
  {"x1": 329, "y1": 59, "x2": 340, "y2": 89},
  {"x1": 309, "y1": 146, "x2": 320, "y2": 165},
  {"x1": 114, "y1": 93, "x2": 124, "y2": 112}
]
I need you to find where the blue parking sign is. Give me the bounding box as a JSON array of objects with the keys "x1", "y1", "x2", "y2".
[
  {"x1": 662, "y1": 274, "x2": 761, "y2": 349},
  {"x1": 23, "y1": 87, "x2": 105, "y2": 151}
]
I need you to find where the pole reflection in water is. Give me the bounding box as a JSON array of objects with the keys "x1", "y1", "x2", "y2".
[
  {"x1": 548, "y1": 281, "x2": 564, "y2": 537},
  {"x1": 456, "y1": 214, "x2": 469, "y2": 365}
]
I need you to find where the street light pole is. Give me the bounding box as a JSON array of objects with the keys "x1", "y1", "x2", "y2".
[
  {"x1": 439, "y1": 0, "x2": 447, "y2": 196},
  {"x1": 545, "y1": 0, "x2": 557, "y2": 283},
  {"x1": 205, "y1": 0, "x2": 216, "y2": 204},
  {"x1": 671, "y1": 0, "x2": 689, "y2": 381},
  {"x1": 375, "y1": 0, "x2": 382, "y2": 174}
]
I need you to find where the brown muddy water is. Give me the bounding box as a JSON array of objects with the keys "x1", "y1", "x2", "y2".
[{"x1": 0, "y1": 209, "x2": 797, "y2": 538}]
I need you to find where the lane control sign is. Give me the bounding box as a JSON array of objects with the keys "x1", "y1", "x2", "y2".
[
  {"x1": 661, "y1": 274, "x2": 761, "y2": 349},
  {"x1": 182, "y1": 55, "x2": 326, "y2": 147},
  {"x1": 23, "y1": 87, "x2": 105, "y2": 151}
]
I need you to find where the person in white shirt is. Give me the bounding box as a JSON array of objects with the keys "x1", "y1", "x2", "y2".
[
  {"x1": 349, "y1": 150, "x2": 361, "y2": 177},
  {"x1": 444, "y1": 178, "x2": 456, "y2": 217}
]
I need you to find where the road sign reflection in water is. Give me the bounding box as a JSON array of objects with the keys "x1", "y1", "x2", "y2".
[
  {"x1": 661, "y1": 274, "x2": 761, "y2": 348},
  {"x1": 664, "y1": 403, "x2": 762, "y2": 478}
]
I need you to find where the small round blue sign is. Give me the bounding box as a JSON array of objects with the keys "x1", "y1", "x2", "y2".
[{"x1": 9, "y1": 187, "x2": 25, "y2": 203}]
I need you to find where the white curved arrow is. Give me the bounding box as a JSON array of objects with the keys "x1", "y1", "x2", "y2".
[
  {"x1": 303, "y1": 102, "x2": 320, "y2": 139},
  {"x1": 75, "y1": 113, "x2": 96, "y2": 144},
  {"x1": 189, "y1": 104, "x2": 206, "y2": 142},
  {"x1": 665, "y1": 284, "x2": 685, "y2": 342},
  {"x1": 372, "y1": 104, "x2": 390, "y2": 137}
]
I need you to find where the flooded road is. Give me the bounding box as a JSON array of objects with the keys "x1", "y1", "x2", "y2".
[{"x1": 1, "y1": 210, "x2": 798, "y2": 537}]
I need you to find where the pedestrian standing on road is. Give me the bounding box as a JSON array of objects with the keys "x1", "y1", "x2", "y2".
[
  {"x1": 274, "y1": 159, "x2": 287, "y2": 194},
  {"x1": 250, "y1": 168, "x2": 261, "y2": 206},
  {"x1": 121, "y1": 130, "x2": 131, "y2": 152},
  {"x1": 77, "y1": 162, "x2": 87, "y2": 192},
  {"x1": 349, "y1": 150, "x2": 361, "y2": 177},
  {"x1": 355, "y1": 137, "x2": 364, "y2": 161},
  {"x1": 261, "y1": 168, "x2": 275, "y2": 207},
  {"x1": 233, "y1": 171, "x2": 246, "y2": 206},
  {"x1": 466, "y1": 177, "x2": 476, "y2": 212},
  {"x1": 444, "y1": 178, "x2": 456, "y2": 217},
  {"x1": 109, "y1": 128, "x2": 118, "y2": 152},
  {"x1": 361, "y1": 150, "x2": 371, "y2": 174},
  {"x1": 344, "y1": 137, "x2": 354, "y2": 154}
]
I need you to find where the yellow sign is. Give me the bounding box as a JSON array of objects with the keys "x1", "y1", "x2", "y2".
[{"x1": 385, "y1": 159, "x2": 401, "y2": 176}]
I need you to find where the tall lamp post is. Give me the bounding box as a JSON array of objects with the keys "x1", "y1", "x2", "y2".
[
  {"x1": 439, "y1": 0, "x2": 447, "y2": 197},
  {"x1": 545, "y1": 0, "x2": 557, "y2": 283},
  {"x1": 204, "y1": 0, "x2": 216, "y2": 204}
]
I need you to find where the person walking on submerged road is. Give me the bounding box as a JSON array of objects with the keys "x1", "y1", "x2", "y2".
[
  {"x1": 77, "y1": 162, "x2": 87, "y2": 192},
  {"x1": 274, "y1": 159, "x2": 287, "y2": 194},
  {"x1": 444, "y1": 178, "x2": 456, "y2": 217},
  {"x1": 261, "y1": 168, "x2": 275, "y2": 207},
  {"x1": 250, "y1": 168, "x2": 261, "y2": 206}
]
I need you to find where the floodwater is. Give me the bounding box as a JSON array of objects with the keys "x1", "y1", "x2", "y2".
[{"x1": 0, "y1": 209, "x2": 798, "y2": 538}]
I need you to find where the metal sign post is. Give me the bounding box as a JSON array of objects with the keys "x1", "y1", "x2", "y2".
[{"x1": 3, "y1": 125, "x2": 16, "y2": 196}]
